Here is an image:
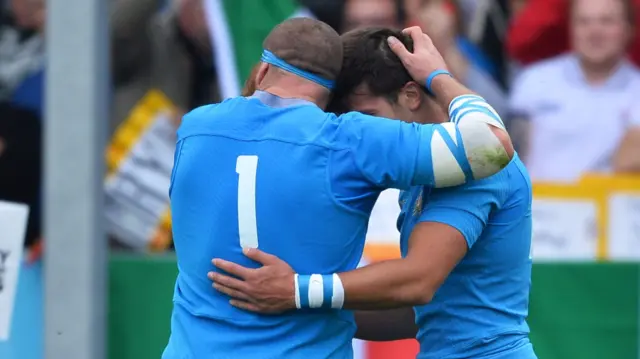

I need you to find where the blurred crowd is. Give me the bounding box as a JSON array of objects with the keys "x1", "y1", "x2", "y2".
[{"x1": 1, "y1": 0, "x2": 639, "y2": 254}]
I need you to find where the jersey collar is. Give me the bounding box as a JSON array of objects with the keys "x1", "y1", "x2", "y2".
[{"x1": 250, "y1": 91, "x2": 318, "y2": 109}]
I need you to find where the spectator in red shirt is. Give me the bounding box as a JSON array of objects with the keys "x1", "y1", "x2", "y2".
[{"x1": 507, "y1": 0, "x2": 640, "y2": 65}]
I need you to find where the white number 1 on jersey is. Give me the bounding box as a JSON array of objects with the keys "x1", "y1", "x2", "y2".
[{"x1": 236, "y1": 155, "x2": 259, "y2": 249}]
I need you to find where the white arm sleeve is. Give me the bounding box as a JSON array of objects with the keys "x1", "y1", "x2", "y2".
[{"x1": 430, "y1": 94, "x2": 510, "y2": 188}]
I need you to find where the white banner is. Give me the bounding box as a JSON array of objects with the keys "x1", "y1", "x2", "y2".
[
  {"x1": 367, "y1": 189, "x2": 401, "y2": 245},
  {"x1": 0, "y1": 201, "x2": 29, "y2": 341},
  {"x1": 608, "y1": 193, "x2": 640, "y2": 259},
  {"x1": 531, "y1": 199, "x2": 597, "y2": 260}
]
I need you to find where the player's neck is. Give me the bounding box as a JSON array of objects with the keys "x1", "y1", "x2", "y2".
[
  {"x1": 413, "y1": 100, "x2": 447, "y2": 124},
  {"x1": 259, "y1": 85, "x2": 329, "y2": 110}
]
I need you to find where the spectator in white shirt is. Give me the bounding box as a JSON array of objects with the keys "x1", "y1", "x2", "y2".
[{"x1": 509, "y1": 0, "x2": 640, "y2": 182}]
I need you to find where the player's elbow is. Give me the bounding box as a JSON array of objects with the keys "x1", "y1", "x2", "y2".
[
  {"x1": 406, "y1": 283, "x2": 435, "y2": 306},
  {"x1": 459, "y1": 120, "x2": 515, "y2": 181},
  {"x1": 414, "y1": 291, "x2": 434, "y2": 306},
  {"x1": 402, "y1": 278, "x2": 436, "y2": 306},
  {"x1": 450, "y1": 95, "x2": 515, "y2": 180},
  {"x1": 393, "y1": 261, "x2": 438, "y2": 305},
  {"x1": 490, "y1": 126, "x2": 515, "y2": 161}
]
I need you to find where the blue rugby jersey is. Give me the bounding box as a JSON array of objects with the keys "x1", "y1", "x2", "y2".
[{"x1": 398, "y1": 155, "x2": 537, "y2": 359}]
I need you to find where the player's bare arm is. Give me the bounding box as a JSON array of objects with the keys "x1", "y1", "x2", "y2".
[
  {"x1": 333, "y1": 222, "x2": 467, "y2": 309},
  {"x1": 389, "y1": 27, "x2": 514, "y2": 185},
  {"x1": 209, "y1": 219, "x2": 467, "y2": 313}
]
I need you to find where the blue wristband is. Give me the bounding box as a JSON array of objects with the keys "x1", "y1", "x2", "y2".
[
  {"x1": 297, "y1": 274, "x2": 311, "y2": 308},
  {"x1": 425, "y1": 69, "x2": 453, "y2": 94}
]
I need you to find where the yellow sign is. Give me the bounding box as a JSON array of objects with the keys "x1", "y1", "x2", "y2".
[{"x1": 105, "y1": 90, "x2": 176, "y2": 251}]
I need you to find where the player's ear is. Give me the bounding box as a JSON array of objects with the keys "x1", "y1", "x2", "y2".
[
  {"x1": 255, "y1": 63, "x2": 270, "y2": 89},
  {"x1": 242, "y1": 63, "x2": 261, "y2": 96},
  {"x1": 399, "y1": 81, "x2": 423, "y2": 112}
]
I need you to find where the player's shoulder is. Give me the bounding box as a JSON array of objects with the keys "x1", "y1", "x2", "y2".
[
  {"x1": 508, "y1": 154, "x2": 531, "y2": 195},
  {"x1": 333, "y1": 111, "x2": 418, "y2": 141},
  {"x1": 182, "y1": 104, "x2": 214, "y2": 122},
  {"x1": 336, "y1": 111, "x2": 402, "y2": 126},
  {"x1": 329, "y1": 112, "x2": 407, "y2": 154},
  {"x1": 179, "y1": 97, "x2": 243, "y2": 126},
  {"x1": 333, "y1": 111, "x2": 371, "y2": 129},
  {"x1": 177, "y1": 103, "x2": 219, "y2": 139},
  {"x1": 482, "y1": 154, "x2": 530, "y2": 203},
  {"x1": 329, "y1": 111, "x2": 370, "y2": 145},
  {"x1": 183, "y1": 96, "x2": 254, "y2": 119},
  {"x1": 177, "y1": 97, "x2": 259, "y2": 139},
  {"x1": 476, "y1": 153, "x2": 528, "y2": 186}
]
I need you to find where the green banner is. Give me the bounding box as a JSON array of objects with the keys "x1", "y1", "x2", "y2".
[
  {"x1": 528, "y1": 263, "x2": 638, "y2": 359},
  {"x1": 108, "y1": 255, "x2": 639, "y2": 359}
]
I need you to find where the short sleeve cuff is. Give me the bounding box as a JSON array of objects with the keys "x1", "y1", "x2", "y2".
[{"x1": 419, "y1": 208, "x2": 483, "y2": 249}]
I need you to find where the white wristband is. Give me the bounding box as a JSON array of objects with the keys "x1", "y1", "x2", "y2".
[
  {"x1": 331, "y1": 273, "x2": 345, "y2": 309},
  {"x1": 294, "y1": 274, "x2": 301, "y2": 309},
  {"x1": 294, "y1": 273, "x2": 344, "y2": 309}
]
